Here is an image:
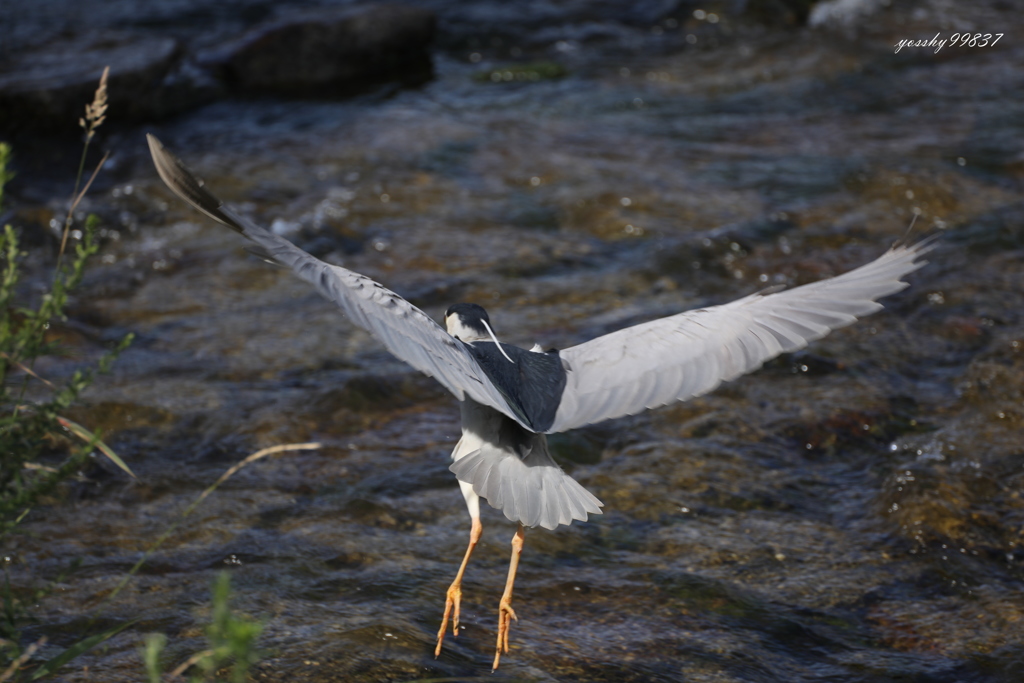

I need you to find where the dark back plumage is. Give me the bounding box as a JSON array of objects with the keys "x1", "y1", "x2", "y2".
[{"x1": 467, "y1": 342, "x2": 566, "y2": 433}]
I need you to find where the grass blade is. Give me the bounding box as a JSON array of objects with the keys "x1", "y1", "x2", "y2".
[
  {"x1": 28, "y1": 620, "x2": 136, "y2": 681},
  {"x1": 57, "y1": 416, "x2": 135, "y2": 478}
]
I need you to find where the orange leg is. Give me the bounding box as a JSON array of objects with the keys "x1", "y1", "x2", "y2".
[
  {"x1": 435, "y1": 516, "x2": 483, "y2": 657},
  {"x1": 492, "y1": 523, "x2": 525, "y2": 671}
]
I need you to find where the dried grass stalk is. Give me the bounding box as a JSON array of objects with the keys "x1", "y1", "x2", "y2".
[
  {"x1": 79, "y1": 66, "x2": 109, "y2": 142},
  {"x1": 0, "y1": 637, "x2": 47, "y2": 683}
]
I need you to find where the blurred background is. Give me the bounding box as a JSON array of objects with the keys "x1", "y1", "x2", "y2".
[{"x1": 1, "y1": 0, "x2": 1023, "y2": 680}]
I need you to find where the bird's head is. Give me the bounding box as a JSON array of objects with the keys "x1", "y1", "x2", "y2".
[{"x1": 444, "y1": 303, "x2": 492, "y2": 342}]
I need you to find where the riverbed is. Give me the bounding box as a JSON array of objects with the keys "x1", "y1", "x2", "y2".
[{"x1": 5, "y1": 1, "x2": 1024, "y2": 680}]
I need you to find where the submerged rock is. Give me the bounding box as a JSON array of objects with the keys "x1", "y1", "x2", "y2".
[
  {"x1": 0, "y1": 31, "x2": 220, "y2": 134},
  {"x1": 808, "y1": 0, "x2": 889, "y2": 32},
  {"x1": 198, "y1": 4, "x2": 437, "y2": 97}
]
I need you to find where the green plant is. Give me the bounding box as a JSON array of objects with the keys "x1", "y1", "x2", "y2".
[
  {"x1": 0, "y1": 66, "x2": 135, "y2": 681},
  {"x1": 0, "y1": 64, "x2": 131, "y2": 541},
  {"x1": 0, "y1": 219, "x2": 134, "y2": 537},
  {"x1": 143, "y1": 573, "x2": 264, "y2": 683}
]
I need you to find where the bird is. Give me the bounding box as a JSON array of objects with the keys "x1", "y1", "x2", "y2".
[{"x1": 146, "y1": 134, "x2": 930, "y2": 670}]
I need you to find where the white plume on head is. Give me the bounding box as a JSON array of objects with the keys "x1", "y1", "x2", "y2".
[{"x1": 480, "y1": 319, "x2": 515, "y2": 364}]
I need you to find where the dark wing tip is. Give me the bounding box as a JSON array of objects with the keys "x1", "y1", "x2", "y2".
[{"x1": 146, "y1": 134, "x2": 243, "y2": 234}]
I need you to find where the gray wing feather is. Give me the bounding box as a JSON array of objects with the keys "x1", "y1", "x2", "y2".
[
  {"x1": 549, "y1": 242, "x2": 931, "y2": 433},
  {"x1": 147, "y1": 135, "x2": 527, "y2": 428}
]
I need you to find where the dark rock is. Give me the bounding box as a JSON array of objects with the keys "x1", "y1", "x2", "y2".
[
  {"x1": 0, "y1": 31, "x2": 221, "y2": 134},
  {"x1": 198, "y1": 4, "x2": 436, "y2": 97},
  {"x1": 146, "y1": 58, "x2": 225, "y2": 121},
  {"x1": 740, "y1": 0, "x2": 816, "y2": 27}
]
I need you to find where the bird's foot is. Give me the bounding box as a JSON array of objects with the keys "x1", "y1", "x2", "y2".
[
  {"x1": 491, "y1": 596, "x2": 518, "y2": 670},
  {"x1": 434, "y1": 583, "x2": 462, "y2": 657}
]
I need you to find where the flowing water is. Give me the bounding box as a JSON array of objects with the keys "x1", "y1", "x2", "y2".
[{"x1": 5, "y1": 1, "x2": 1024, "y2": 680}]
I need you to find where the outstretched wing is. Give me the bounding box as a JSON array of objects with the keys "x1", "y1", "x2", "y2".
[
  {"x1": 147, "y1": 134, "x2": 530, "y2": 428},
  {"x1": 547, "y1": 242, "x2": 931, "y2": 433}
]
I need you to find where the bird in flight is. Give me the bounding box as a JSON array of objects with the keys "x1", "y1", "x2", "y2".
[{"x1": 147, "y1": 134, "x2": 929, "y2": 670}]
